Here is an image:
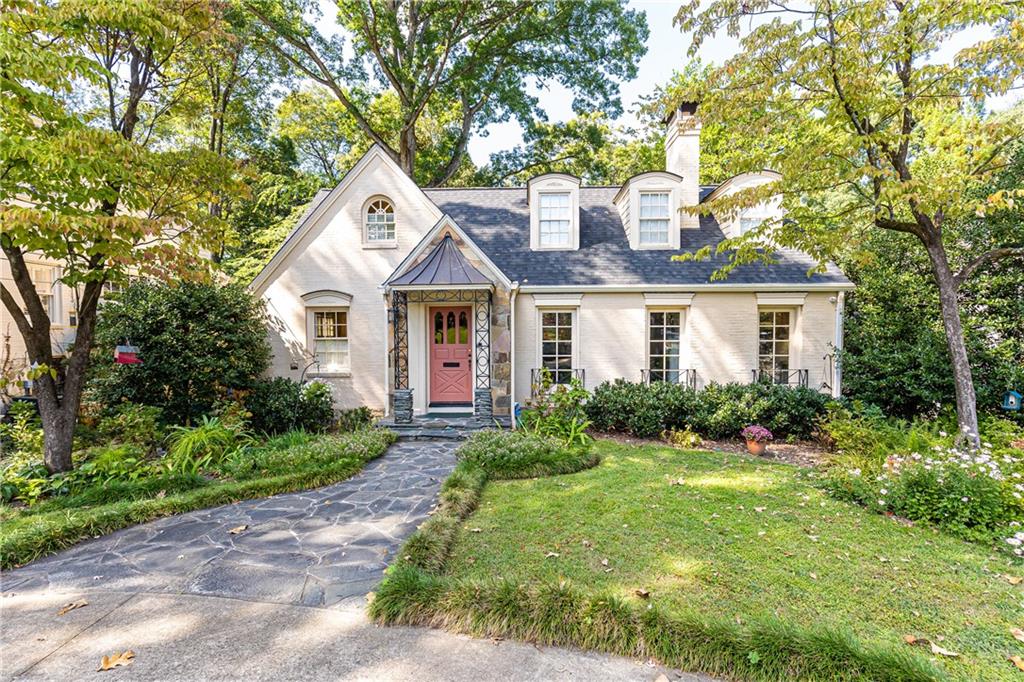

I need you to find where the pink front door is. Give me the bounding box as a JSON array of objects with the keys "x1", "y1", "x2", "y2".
[{"x1": 429, "y1": 307, "x2": 473, "y2": 405}]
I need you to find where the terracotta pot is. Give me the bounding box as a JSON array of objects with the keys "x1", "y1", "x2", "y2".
[{"x1": 745, "y1": 439, "x2": 766, "y2": 456}]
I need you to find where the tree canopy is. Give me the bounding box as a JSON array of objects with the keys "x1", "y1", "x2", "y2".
[{"x1": 246, "y1": 0, "x2": 649, "y2": 185}]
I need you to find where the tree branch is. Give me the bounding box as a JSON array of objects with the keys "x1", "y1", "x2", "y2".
[{"x1": 954, "y1": 247, "x2": 1024, "y2": 287}]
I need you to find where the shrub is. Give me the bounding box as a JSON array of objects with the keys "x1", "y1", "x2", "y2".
[
  {"x1": 662, "y1": 427, "x2": 703, "y2": 449},
  {"x1": 95, "y1": 404, "x2": 165, "y2": 450},
  {"x1": 0, "y1": 401, "x2": 43, "y2": 457},
  {"x1": 456, "y1": 429, "x2": 597, "y2": 480},
  {"x1": 245, "y1": 377, "x2": 336, "y2": 435},
  {"x1": 521, "y1": 372, "x2": 592, "y2": 447},
  {"x1": 299, "y1": 380, "x2": 334, "y2": 432},
  {"x1": 88, "y1": 280, "x2": 271, "y2": 424},
  {"x1": 586, "y1": 380, "x2": 831, "y2": 441},
  {"x1": 821, "y1": 408, "x2": 1024, "y2": 546},
  {"x1": 337, "y1": 406, "x2": 374, "y2": 432}
]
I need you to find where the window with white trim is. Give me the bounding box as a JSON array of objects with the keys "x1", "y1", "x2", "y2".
[
  {"x1": 538, "y1": 193, "x2": 571, "y2": 247},
  {"x1": 648, "y1": 310, "x2": 682, "y2": 382},
  {"x1": 638, "y1": 191, "x2": 670, "y2": 245},
  {"x1": 739, "y1": 217, "x2": 761, "y2": 235},
  {"x1": 29, "y1": 266, "x2": 56, "y2": 319},
  {"x1": 540, "y1": 310, "x2": 574, "y2": 383},
  {"x1": 365, "y1": 198, "x2": 395, "y2": 242},
  {"x1": 758, "y1": 310, "x2": 790, "y2": 382},
  {"x1": 313, "y1": 310, "x2": 349, "y2": 372}
]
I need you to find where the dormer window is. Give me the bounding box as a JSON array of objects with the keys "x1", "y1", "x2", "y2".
[
  {"x1": 638, "y1": 192, "x2": 670, "y2": 245},
  {"x1": 539, "y1": 193, "x2": 572, "y2": 247},
  {"x1": 365, "y1": 197, "x2": 396, "y2": 245},
  {"x1": 613, "y1": 172, "x2": 682, "y2": 250},
  {"x1": 528, "y1": 173, "x2": 581, "y2": 251}
]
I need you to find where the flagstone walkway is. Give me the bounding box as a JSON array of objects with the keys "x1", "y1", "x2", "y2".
[{"x1": 2, "y1": 441, "x2": 458, "y2": 609}]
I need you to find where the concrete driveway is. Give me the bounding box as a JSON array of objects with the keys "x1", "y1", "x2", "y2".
[{"x1": 1, "y1": 439, "x2": 700, "y2": 681}]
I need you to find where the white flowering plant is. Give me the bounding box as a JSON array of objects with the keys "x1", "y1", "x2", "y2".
[{"x1": 823, "y1": 412, "x2": 1024, "y2": 550}]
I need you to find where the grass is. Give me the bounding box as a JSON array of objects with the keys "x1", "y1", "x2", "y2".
[
  {"x1": 372, "y1": 438, "x2": 1024, "y2": 681},
  {"x1": 0, "y1": 428, "x2": 396, "y2": 569}
]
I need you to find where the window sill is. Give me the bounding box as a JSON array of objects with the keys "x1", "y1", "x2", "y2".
[
  {"x1": 363, "y1": 241, "x2": 398, "y2": 250},
  {"x1": 309, "y1": 371, "x2": 351, "y2": 379}
]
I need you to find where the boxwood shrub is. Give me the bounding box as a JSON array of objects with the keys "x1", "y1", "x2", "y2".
[{"x1": 585, "y1": 379, "x2": 832, "y2": 440}]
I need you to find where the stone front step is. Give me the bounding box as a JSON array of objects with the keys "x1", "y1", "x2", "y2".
[{"x1": 376, "y1": 415, "x2": 513, "y2": 441}]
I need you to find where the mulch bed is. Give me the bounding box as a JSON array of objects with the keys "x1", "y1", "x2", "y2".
[{"x1": 596, "y1": 432, "x2": 831, "y2": 468}]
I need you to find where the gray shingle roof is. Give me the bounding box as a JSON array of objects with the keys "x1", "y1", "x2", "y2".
[
  {"x1": 422, "y1": 186, "x2": 851, "y2": 287},
  {"x1": 389, "y1": 234, "x2": 491, "y2": 287}
]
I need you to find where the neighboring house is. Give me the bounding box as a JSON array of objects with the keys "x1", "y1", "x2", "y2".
[
  {"x1": 0, "y1": 254, "x2": 84, "y2": 396},
  {"x1": 252, "y1": 103, "x2": 853, "y2": 422}
]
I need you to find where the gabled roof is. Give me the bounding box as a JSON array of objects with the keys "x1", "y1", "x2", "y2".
[
  {"x1": 422, "y1": 187, "x2": 852, "y2": 289},
  {"x1": 388, "y1": 234, "x2": 491, "y2": 288}
]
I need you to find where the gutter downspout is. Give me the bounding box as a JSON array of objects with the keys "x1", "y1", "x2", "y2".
[
  {"x1": 509, "y1": 281, "x2": 520, "y2": 429},
  {"x1": 381, "y1": 288, "x2": 390, "y2": 417},
  {"x1": 833, "y1": 291, "x2": 845, "y2": 399}
]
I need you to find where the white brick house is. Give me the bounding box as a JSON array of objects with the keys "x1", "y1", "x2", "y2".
[{"x1": 251, "y1": 104, "x2": 853, "y2": 422}]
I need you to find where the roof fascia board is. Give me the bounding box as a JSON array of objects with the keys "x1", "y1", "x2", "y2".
[{"x1": 519, "y1": 282, "x2": 854, "y2": 293}]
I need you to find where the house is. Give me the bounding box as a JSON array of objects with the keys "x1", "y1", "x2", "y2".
[
  {"x1": 0, "y1": 254, "x2": 83, "y2": 397},
  {"x1": 251, "y1": 103, "x2": 853, "y2": 423}
]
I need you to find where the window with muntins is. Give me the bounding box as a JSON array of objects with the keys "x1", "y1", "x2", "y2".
[
  {"x1": 758, "y1": 310, "x2": 790, "y2": 382},
  {"x1": 638, "y1": 192, "x2": 670, "y2": 245},
  {"x1": 540, "y1": 311, "x2": 573, "y2": 383},
  {"x1": 539, "y1": 193, "x2": 571, "y2": 247},
  {"x1": 314, "y1": 310, "x2": 349, "y2": 371},
  {"x1": 366, "y1": 199, "x2": 395, "y2": 242},
  {"x1": 648, "y1": 311, "x2": 682, "y2": 382}
]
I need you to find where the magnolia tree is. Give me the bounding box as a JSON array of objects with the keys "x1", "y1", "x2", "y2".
[
  {"x1": 1, "y1": 0, "x2": 239, "y2": 472},
  {"x1": 676, "y1": 0, "x2": 1024, "y2": 445}
]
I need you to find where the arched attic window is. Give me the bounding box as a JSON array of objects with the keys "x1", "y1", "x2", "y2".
[{"x1": 365, "y1": 197, "x2": 396, "y2": 244}]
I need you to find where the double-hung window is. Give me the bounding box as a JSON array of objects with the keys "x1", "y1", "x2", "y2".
[
  {"x1": 540, "y1": 311, "x2": 574, "y2": 383},
  {"x1": 538, "y1": 193, "x2": 571, "y2": 247},
  {"x1": 638, "y1": 192, "x2": 670, "y2": 245},
  {"x1": 648, "y1": 311, "x2": 682, "y2": 382},
  {"x1": 739, "y1": 217, "x2": 761, "y2": 235},
  {"x1": 758, "y1": 311, "x2": 790, "y2": 383},
  {"x1": 314, "y1": 310, "x2": 349, "y2": 372},
  {"x1": 366, "y1": 198, "x2": 396, "y2": 242}
]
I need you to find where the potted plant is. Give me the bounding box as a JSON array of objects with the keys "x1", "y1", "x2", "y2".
[{"x1": 741, "y1": 425, "x2": 773, "y2": 455}]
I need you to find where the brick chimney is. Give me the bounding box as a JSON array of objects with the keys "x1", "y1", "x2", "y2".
[{"x1": 664, "y1": 102, "x2": 701, "y2": 229}]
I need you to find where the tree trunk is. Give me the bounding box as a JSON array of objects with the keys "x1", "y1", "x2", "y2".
[
  {"x1": 398, "y1": 124, "x2": 417, "y2": 178},
  {"x1": 35, "y1": 374, "x2": 74, "y2": 473},
  {"x1": 922, "y1": 234, "x2": 981, "y2": 447}
]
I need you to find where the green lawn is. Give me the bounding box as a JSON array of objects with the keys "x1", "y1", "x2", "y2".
[
  {"x1": 443, "y1": 439, "x2": 1023, "y2": 680},
  {"x1": 0, "y1": 428, "x2": 395, "y2": 569}
]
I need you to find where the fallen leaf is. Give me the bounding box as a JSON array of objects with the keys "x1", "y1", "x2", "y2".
[
  {"x1": 754, "y1": 507, "x2": 766, "y2": 513},
  {"x1": 669, "y1": 477, "x2": 686, "y2": 486},
  {"x1": 1005, "y1": 575, "x2": 1023, "y2": 585},
  {"x1": 97, "y1": 651, "x2": 134, "y2": 672},
  {"x1": 470, "y1": 527, "x2": 482, "y2": 533},
  {"x1": 635, "y1": 588, "x2": 650, "y2": 599},
  {"x1": 581, "y1": 539, "x2": 592, "y2": 548},
  {"x1": 929, "y1": 642, "x2": 959, "y2": 658},
  {"x1": 600, "y1": 558, "x2": 609, "y2": 567},
  {"x1": 809, "y1": 572, "x2": 818, "y2": 580},
  {"x1": 903, "y1": 634, "x2": 919, "y2": 645},
  {"x1": 1011, "y1": 627, "x2": 1024, "y2": 643},
  {"x1": 228, "y1": 525, "x2": 248, "y2": 534},
  {"x1": 155, "y1": 490, "x2": 166, "y2": 499},
  {"x1": 1010, "y1": 655, "x2": 1024, "y2": 672},
  {"x1": 56, "y1": 600, "x2": 88, "y2": 616},
  {"x1": 545, "y1": 552, "x2": 560, "y2": 558}
]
